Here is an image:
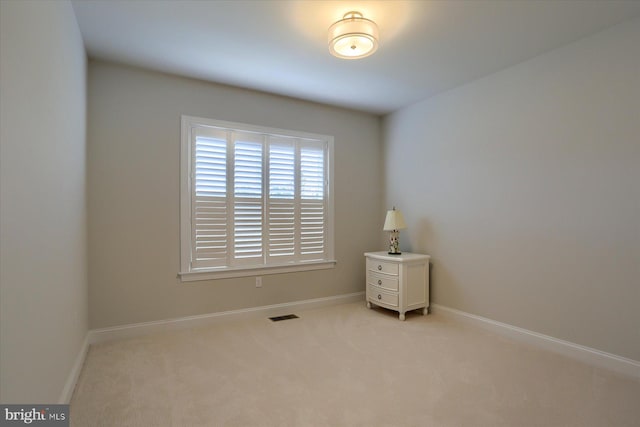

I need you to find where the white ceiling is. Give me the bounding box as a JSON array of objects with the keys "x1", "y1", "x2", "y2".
[{"x1": 71, "y1": 0, "x2": 640, "y2": 115}]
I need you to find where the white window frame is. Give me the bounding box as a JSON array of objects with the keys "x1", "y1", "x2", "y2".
[{"x1": 179, "y1": 115, "x2": 335, "y2": 281}]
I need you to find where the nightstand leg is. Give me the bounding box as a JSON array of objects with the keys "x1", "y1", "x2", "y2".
[
  {"x1": 366, "y1": 301, "x2": 372, "y2": 309},
  {"x1": 422, "y1": 307, "x2": 429, "y2": 315},
  {"x1": 399, "y1": 313, "x2": 406, "y2": 321}
]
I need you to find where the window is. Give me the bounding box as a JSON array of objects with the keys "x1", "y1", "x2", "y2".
[{"x1": 180, "y1": 116, "x2": 335, "y2": 281}]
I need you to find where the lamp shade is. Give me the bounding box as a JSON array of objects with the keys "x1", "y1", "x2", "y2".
[
  {"x1": 383, "y1": 208, "x2": 406, "y2": 231},
  {"x1": 328, "y1": 11, "x2": 379, "y2": 59}
]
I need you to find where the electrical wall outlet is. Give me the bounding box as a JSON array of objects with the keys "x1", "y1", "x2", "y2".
[{"x1": 255, "y1": 276, "x2": 262, "y2": 288}]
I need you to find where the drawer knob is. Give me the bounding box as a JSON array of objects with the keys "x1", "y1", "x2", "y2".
[
  {"x1": 378, "y1": 279, "x2": 382, "y2": 285},
  {"x1": 378, "y1": 294, "x2": 382, "y2": 300},
  {"x1": 378, "y1": 265, "x2": 382, "y2": 271}
]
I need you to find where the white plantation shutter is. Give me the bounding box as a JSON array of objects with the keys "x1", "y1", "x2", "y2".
[
  {"x1": 299, "y1": 140, "x2": 326, "y2": 259},
  {"x1": 181, "y1": 116, "x2": 333, "y2": 278},
  {"x1": 233, "y1": 133, "x2": 263, "y2": 264},
  {"x1": 192, "y1": 127, "x2": 228, "y2": 268},
  {"x1": 267, "y1": 138, "x2": 296, "y2": 262}
]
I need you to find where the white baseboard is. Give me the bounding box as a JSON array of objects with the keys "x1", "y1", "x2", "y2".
[
  {"x1": 58, "y1": 333, "x2": 90, "y2": 404},
  {"x1": 89, "y1": 291, "x2": 365, "y2": 344},
  {"x1": 431, "y1": 304, "x2": 640, "y2": 379},
  {"x1": 62, "y1": 296, "x2": 636, "y2": 402}
]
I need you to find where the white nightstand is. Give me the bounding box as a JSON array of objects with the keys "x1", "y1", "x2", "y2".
[{"x1": 364, "y1": 251, "x2": 430, "y2": 321}]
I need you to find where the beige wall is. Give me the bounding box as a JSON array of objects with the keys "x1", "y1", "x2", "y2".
[
  {"x1": 87, "y1": 61, "x2": 381, "y2": 329},
  {"x1": 0, "y1": 1, "x2": 88, "y2": 402},
  {"x1": 383, "y1": 18, "x2": 640, "y2": 360}
]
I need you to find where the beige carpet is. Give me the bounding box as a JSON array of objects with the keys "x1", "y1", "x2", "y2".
[{"x1": 70, "y1": 302, "x2": 640, "y2": 426}]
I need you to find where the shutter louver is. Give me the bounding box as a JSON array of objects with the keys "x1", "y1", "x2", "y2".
[
  {"x1": 233, "y1": 136, "x2": 263, "y2": 263},
  {"x1": 300, "y1": 142, "x2": 326, "y2": 258},
  {"x1": 268, "y1": 139, "x2": 296, "y2": 260},
  {"x1": 192, "y1": 131, "x2": 228, "y2": 268}
]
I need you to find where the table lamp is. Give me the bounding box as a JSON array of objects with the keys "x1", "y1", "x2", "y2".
[{"x1": 383, "y1": 207, "x2": 406, "y2": 255}]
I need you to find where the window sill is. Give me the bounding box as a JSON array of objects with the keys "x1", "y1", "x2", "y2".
[{"x1": 178, "y1": 260, "x2": 337, "y2": 282}]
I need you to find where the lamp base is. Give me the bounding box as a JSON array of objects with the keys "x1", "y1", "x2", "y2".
[{"x1": 387, "y1": 229, "x2": 401, "y2": 256}]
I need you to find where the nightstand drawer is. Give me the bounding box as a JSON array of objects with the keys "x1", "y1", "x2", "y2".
[
  {"x1": 366, "y1": 259, "x2": 398, "y2": 276},
  {"x1": 367, "y1": 271, "x2": 399, "y2": 291},
  {"x1": 368, "y1": 284, "x2": 399, "y2": 308}
]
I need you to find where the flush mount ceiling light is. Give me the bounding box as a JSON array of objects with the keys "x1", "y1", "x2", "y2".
[{"x1": 328, "y1": 11, "x2": 379, "y2": 59}]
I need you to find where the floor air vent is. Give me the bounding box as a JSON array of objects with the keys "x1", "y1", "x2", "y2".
[{"x1": 269, "y1": 314, "x2": 299, "y2": 322}]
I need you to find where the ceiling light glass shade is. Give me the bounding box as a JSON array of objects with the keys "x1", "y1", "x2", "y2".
[{"x1": 328, "y1": 11, "x2": 379, "y2": 59}]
